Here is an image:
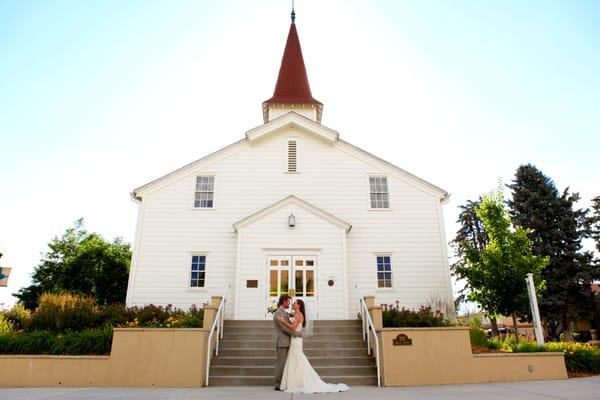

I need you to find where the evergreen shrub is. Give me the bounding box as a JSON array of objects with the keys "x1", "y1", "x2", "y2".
[{"x1": 0, "y1": 328, "x2": 112, "y2": 355}]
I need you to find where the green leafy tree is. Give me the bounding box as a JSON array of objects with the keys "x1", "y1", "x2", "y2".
[
  {"x1": 453, "y1": 188, "x2": 548, "y2": 340},
  {"x1": 507, "y1": 165, "x2": 597, "y2": 340},
  {"x1": 14, "y1": 219, "x2": 131, "y2": 310},
  {"x1": 451, "y1": 198, "x2": 500, "y2": 334}
]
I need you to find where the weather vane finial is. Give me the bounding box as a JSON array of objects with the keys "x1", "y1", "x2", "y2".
[{"x1": 291, "y1": 0, "x2": 296, "y2": 23}]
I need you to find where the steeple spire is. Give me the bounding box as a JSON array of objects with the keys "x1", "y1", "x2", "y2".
[{"x1": 262, "y1": 7, "x2": 323, "y2": 123}]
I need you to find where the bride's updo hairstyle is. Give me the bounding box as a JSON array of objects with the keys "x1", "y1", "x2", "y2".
[{"x1": 296, "y1": 299, "x2": 307, "y2": 328}]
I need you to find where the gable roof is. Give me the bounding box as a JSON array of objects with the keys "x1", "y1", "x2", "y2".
[
  {"x1": 246, "y1": 111, "x2": 338, "y2": 143},
  {"x1": 233, "y1": 195, "x2": 352, "y2": 233},
  {"x1": 132, "y1": 112, "x2": 449, "y2": 202}
]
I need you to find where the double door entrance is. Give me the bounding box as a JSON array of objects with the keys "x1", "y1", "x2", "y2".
[{"x1": 267, "y1": 255, "x2": 317, "y2": 319}]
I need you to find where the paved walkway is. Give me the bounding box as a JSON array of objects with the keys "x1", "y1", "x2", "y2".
[{"x1": 1, "y1": 377, "x2": 599, "y2": 400}]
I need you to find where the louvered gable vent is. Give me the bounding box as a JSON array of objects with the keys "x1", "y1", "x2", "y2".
[{"x1": 288, "y1": 140, "x2": 297, "y2": 172}]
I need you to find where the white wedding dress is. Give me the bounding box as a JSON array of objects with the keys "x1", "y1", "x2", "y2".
[{"x1": 280, "y1": 322, "x2": 349, "y2": 393}]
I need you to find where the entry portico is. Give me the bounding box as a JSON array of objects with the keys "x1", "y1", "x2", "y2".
[{"x1": 233, "y1": 195, "x2": 351, "y2": 320}]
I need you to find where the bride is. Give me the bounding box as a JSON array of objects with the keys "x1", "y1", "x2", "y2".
[{"x1": 277, "y1": 299, "x2": 349, "y2": 394}]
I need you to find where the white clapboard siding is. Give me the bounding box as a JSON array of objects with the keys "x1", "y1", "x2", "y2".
[{"x1": 127, "y1": 121, "x2": 453, "y2": 319}]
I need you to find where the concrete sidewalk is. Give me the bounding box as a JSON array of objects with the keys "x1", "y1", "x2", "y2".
[{"x1": 1, "y1": 377, "x2": 598, "y2": 400}]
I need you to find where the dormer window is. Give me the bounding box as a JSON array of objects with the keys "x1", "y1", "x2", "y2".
[
  {"x1": 369, "y1": 176, "x2": 390, "y2": 209},
  {"x1": 194, "y1": 176, "x2": 215, "y2": 208},
  {"x1": 288, "y1": 140, "x2": 297, "y2": 173}
]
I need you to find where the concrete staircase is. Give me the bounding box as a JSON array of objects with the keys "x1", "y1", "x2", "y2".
[{"x1": 209, "y1": 319, "x2": 378, "y2": 386}]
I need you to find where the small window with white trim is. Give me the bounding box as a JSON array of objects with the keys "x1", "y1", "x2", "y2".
[
  {"x1": 194, "y1": 176, "x2": 214, "y2": 208},
  {"x1": 376, "y1": 255, "x2": 393, "y2": 288},
  {"x1": 190, "y1": 255, "x2": 206, "y2": 288},
  {"x1": 369, "y1": 176, "x2": 389, "y2": 209},
  {"x1": 288, "y1": 140, "x2": 297, "y2": 172}
]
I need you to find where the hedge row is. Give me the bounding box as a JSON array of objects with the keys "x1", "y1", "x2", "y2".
[{"x1": 0, "y1": 328, "x2": 113, "y2": 355}]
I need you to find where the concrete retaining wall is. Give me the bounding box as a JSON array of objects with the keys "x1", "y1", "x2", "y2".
[
  {"x1": 378, "y1": 327, "x2": 568, "y2": 386},
  {"x1": 0, "y1": 328, "x2": 209, "y2": 387}
]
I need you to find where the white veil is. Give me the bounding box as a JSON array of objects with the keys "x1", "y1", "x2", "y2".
[{"x1": 303, "y1": 300, "x2": 314, "y2": 337}]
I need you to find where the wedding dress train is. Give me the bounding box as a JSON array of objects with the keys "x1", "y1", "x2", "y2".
[{"x1": 280, "y1": 324, "x2": 349, "y2": 393}]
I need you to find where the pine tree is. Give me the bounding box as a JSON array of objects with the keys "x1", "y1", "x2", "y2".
[
  {"x1": 590, "y1": 196, "x2": 600, "y2": 330},
  {"x1": 507, "y1": 164, "x2": 597, "y2": 340},
  {"x1": 452, "y1": 198, "x2": 489, "y2": 257},
  {"x1": 590, "y1": 196, "x2": 600, "y2": 254}
]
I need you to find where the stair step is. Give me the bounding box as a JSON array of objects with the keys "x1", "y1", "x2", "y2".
[
  {"x1": 224, "y1": 320, "x2": 362, "y2": 326},
  {"x1": 225, "y1": 326, "x2": 363, "y2": 334},
  {"x1": 218, "y1": 348, "x2": 369, "y2": 357},
  {"x1": 210, "y1": 365, "x2": 376, "y2": 377},
  {"x1": 211, "y1": 356, "x2": 376, "y2": 367},
  {"x1": 208, "y1": 375, "x2": 378, "y2": 386},
  {"x1": 210, "y1": 320, "x2": 376, "y2": 387},
  {"x1": 220, "y1": 340, "x2": 366, "y2": 349},
  {"x1": 222, "y1": 332, "x2": 364, "y2": 341}
]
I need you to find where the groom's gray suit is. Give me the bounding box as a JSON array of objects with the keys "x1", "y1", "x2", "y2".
[{"x1": 273, "y1": 306, "x2": 301, "y2": 390}]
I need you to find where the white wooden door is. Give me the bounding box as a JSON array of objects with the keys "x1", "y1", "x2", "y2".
[{"x1": 266, "y1": 255, "x2": 318, "y2": 319}]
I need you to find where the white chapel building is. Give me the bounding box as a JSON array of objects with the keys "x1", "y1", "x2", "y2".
[{"x1": 125, "y1": 15, "x2": 454, "y2": 320}]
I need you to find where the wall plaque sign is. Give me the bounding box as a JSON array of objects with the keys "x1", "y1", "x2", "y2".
[{"x1": 393, "y1": 334, "x2": 412, "y2": 346}]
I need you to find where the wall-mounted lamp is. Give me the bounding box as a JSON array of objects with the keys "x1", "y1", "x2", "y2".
[{"x1": 288, "y1": 213, "x2": 296, "y2": 227}]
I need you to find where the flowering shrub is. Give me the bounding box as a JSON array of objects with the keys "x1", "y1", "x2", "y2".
[
  {"x1": 468, "y1": 331, "x2": 600, "y2": 373},
  {"x1": 121, "y1": 304, "x2": 203, "y2": 328},
  {"x1": 1, "y1": 304, "x2": 29, "y2": 330},
  {"x1": 0, "y1": 294, "x2": 205, "y2": 332},
  {"x1": 0, "y1": 314, "x2": 13, "y2": 335},
  {"x1": 0, "y1": 293, "x2": 205, "y2": 355},
  {"x1": 545, "y1": 341, "x2": 600, "y2": 373},
  {"x1": 382, "y1": 303, "x2": 451, "y2": 328}
]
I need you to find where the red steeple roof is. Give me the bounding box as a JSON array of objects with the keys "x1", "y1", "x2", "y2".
[{"x1": 264, "y1": 21, "x2": 321, "y2": 106}]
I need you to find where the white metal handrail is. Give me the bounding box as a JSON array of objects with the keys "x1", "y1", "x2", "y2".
[
  {"x1": 205, "y1": 284, "x2": 229, "y2": 386},
  {"x1": 355, "y1": 284, "x2": 381, "y2": 387}
]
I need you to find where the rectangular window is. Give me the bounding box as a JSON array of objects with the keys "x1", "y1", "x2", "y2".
[
  {"x1": 190, "y1": 255, "x2": 206, "y2": 288},
  {"x1": 288, "y1": 140, "x2": 297, "y2": 172},
  {"x1": 376, "y1": 255, "x2": 392, "y2": 288},
  {"x1": 369, "y1": 176, "x2": 390, "y2": 209},
  {"x1": 194, "y1": 176, "x2": 214, "y2": 208}
]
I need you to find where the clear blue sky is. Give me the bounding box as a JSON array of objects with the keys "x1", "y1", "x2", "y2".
[{"x1": 1, "y1": 0, "x2": 599, "y2": 307}]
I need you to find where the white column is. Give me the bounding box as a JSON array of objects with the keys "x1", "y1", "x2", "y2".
[{"x1": 526, "y1": 273, "x2": 545, "y2": 346}]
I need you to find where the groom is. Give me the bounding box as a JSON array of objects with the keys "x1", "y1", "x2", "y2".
[{"x1": 273, "y1": 294, "x2": 303, "y2": 391}]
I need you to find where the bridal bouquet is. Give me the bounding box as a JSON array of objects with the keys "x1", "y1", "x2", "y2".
[{"x1": 267, "y1": 301, "x2": 279, "y2": 314}]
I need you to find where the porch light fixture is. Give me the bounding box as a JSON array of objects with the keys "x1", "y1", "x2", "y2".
[{"x1": 288, "y1": 213, "x2": 296, "y2": 227}]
